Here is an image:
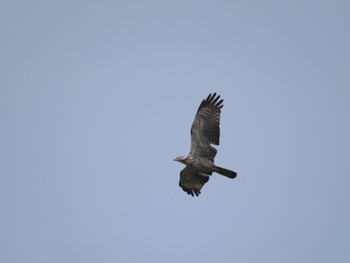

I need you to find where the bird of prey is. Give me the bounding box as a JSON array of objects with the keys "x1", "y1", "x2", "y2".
[{"x1": 174, "y1": 93, "x2": 237, "y2": 196}]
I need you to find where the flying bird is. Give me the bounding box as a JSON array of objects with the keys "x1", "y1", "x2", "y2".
[{"x1": 174, "y1": 93, "x2": 237, "y2": 196}]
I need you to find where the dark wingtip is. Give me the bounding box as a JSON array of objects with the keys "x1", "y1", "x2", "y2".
[
  {"x1": 206, "y1": 93, "x2": 213, "y2": 101},
  {"x1": 198, "y1": 92, "x2": 224, "y2": 111},
  {"x1": 212, "y1": 94, "x2": 220, "y2": 105},
  {"x1": 189, "y1": 189, "x2": 200, "y2": 197},
  {"x1": 180, "y1": 185, "x2": 201, "y2": 197}
]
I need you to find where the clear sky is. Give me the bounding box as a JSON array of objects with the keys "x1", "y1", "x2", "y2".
[{"x1": 1, "y1": 1, "x2": 350, "y2": 262}]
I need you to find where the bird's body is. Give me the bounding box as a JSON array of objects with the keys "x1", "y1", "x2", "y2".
[{"x1": 174, "y1": 93, "x2": 237, "y2": 196}]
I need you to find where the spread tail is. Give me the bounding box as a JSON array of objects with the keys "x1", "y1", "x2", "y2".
[{"x1": 214, "y1": 165, "x2": 237, "y2": 179}]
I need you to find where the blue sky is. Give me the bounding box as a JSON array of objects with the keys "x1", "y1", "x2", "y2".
[{"x1": 1, "y1": 1, "x2": 350, "y2": 262}]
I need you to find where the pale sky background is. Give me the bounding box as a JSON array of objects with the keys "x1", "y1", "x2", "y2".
[{"x1": 1, "y1": 1, "x2": 350, "y2": 262}]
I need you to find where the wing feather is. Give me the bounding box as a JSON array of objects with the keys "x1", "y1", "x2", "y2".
[
  {"x1": 190, "y1": 93, "x2": 223, "y2": 162},
  {"x1": 179, "y1": 166, "x2": 211, "y2": 196}
]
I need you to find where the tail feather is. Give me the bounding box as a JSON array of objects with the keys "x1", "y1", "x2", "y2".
[{"x1": 214, "y1": 165, "x2": 237, "y2": 179}]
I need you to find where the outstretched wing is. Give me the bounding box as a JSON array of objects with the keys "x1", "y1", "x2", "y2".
[
  {"x1": 190, "y1": 93, "x2": 223, "y2": 162},
  {"x1": 179, "y1": 165, "x2": 211, "y2": 196}
]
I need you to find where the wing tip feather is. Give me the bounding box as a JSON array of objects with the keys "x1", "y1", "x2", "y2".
[
  {"x1": 179, "y1": 183, "x2": 201, "y2": 196},
  {"x1": 198, "y1": 92, "x2": 224, "y2": 111}
]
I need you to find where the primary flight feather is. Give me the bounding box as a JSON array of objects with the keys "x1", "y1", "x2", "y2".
[{"x1": 174, "y1": 93, "x2": 237, "y2": 196}]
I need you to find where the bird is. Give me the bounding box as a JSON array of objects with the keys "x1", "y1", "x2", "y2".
[{"x1": 174, "y1": 93, "x2": 237, "y2": 196}]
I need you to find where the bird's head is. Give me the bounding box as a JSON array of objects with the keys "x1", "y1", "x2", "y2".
[{"x1": 173, "y1": 156, "x2": 188, "y2": 165}]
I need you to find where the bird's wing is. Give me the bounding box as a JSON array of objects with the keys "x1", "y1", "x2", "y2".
[
  {"x1": 190, "y1": 93, "x2": 223, "y2": 162},
  {"x1": 179, "y1": 165, "x2": 211, "y2": 196}
]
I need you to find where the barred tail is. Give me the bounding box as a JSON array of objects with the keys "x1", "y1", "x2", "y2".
[{"x1": 214, "y1": 165, "x2": 237, "y2": 179}]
